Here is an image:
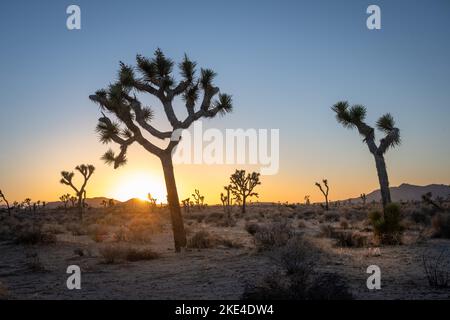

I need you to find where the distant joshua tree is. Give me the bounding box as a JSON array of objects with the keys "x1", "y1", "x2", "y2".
[
  {"x1": 360, "y1": 193, "x2": 367, "y2": 205},
  {"x1": 108, "y1": 199, "x2": 115, "y2": 207},
  {"x1": 192, "y1": 189, "x2": 205, "y2": 210},
  {"x1": 304, "y1": 195, "x2": 311, "y2": 205},
  {"x1": 315, "y1": 179, "x2": 329, "y2": 211},
  {"x1": 0, "y1": 189, "x2": 11, "y2": 216},
  {"x1": 422, "y1": 192, "x2": 444, "y2": 211},
  {"x1": 60, "y1": 164, "x2": 95, "y2": 220},
  {"x1": 69, "y1": 196, "x2": 77, "y2": 208},
  {"x1": 101, "y1": 199, "x2": 108, "y2": 208},
  {"x1": 229, "y1": 170, "x2": 261, "y2": 214},
  {"x1": 181, "y1": 198, "x2": 190, "y2": 213},
  {"x1": 332, "y1": 101, "x2": 400, "y2": 211},
  {"x1": 59, "y1": 194, "x2": 70, "y2": 212},
  {"x1": 24, "y1": 198, "x2": 32, "y2": 212},
  {"x1": 89, "y1": 49, "x2": 233, "y2": 252}
]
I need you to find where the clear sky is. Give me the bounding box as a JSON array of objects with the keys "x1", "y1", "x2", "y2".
[{"x1": 1, "y1": 0, "x2": 449, "y2": 204}]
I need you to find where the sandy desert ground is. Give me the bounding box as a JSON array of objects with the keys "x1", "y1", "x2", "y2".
[{"x1": 1, "y1": 201, "x2": 450, "y2": 300}]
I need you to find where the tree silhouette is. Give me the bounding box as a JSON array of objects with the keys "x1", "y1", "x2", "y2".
[
  {"x1": 192, "y1": 189, "x2": 205, "y2": 210},
  {"x1": 60, "y1": 164, "x2": 95, "y2": 220},
  {"x1": 89, "y1": 49, "x2": 232, "y2": 252},
  {"x1": 24, "y1": 198, "x2": 32, "y2": 212},
  {"x1": 332, "y1": 102, "x2": 400, "y2": 210},
  {"x1": 0, "y1": 190, "x2": 11, "y2": 216},
  {"x1": 69, "y1": 196, "x2": 77, "y2": 208},
  {"x1": 304, "y1": 195, "x2": 310, "y2": 205},
  {"x1": 360, "y1": 193, "x2": 367, "y2": 205},
  {"x1": 59, "y1": 193, "x2": 70, "y2": 212},
  {"x1": 315, "y1": 179, "x2": 329, "y2": 210},
  {"x1": 229, "y1": 170, "x2": 260, "y2": 214}
]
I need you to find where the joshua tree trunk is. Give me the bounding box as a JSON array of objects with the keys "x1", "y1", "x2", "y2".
[
  {"x1": 373, "y1": 153, "x2": 391, "y2": 207},
  {"x1": 160, "y1": 153, "x2": 187, "y2": 252},
  {"x1": 242, "y1": 196, "x2": 246, "y2": 214},
  {"x1": 77, "y1": 193, "x2": 83, "y2": 221}
]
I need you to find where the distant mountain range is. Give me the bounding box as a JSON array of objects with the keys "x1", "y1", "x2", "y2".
[
  {"x1": 349, "y1": 183, "x2": 450, "y2": 203},
  {"x1": 44, "y1": 197, "x2": 122, "y2": 209}
]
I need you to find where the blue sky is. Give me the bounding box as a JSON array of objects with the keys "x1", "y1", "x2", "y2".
[{"x1": 0, "y1": 0, "x2": 449, "y2": 202}]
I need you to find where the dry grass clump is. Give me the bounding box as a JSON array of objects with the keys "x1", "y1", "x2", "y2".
[
  {"x1": 42, "y1": 223, "x2": 65, "y2": 235},
  {"x1": 187, "y1": 230, "x2": 215, "y2": 249},
  {"x1": 334, "y1": 231, "x2": 368, "y2": 248},
  {"x1": 423, "y1": 250, "x2": 450, "y2": 288},
  {"x1": 14, "y1": 225, "x2": 56, "y2": 245},
  {"x1": 252, "y1": 221, "x2": 295, "y2": 251},
  {"x1": 88, "y1": 224, "x2": 109, "y2": 243},
  {"x1": 244, "y1": 222, "x2": 260, "y2": 235},
  {"x1": 66, "y1": 222, "x2": 87, "y2": 236},
  {"x1": 99, "y1": 244, "x2": 160, "y2": 264},
  {"x1": 243, "y1": 236, "x2": 353, "y2": 300}
]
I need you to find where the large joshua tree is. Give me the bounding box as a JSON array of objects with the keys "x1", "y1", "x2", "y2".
[
  {"x1": 332, "y1": 101, "x2": 400, "y2": 210},
  {"x1": 60, "y1": 164, "x2": 95, "y2": 220},
  {"x1": 89, "y1": 49, "x2": 233, "y2": 252},
  {"x1": 229, "y1": 170, "x2": 261, "y2": 214}
]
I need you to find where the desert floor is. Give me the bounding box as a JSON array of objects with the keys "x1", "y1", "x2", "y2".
[{"x1": 0, "y1": 202, "x2": 449, "y2": 300}]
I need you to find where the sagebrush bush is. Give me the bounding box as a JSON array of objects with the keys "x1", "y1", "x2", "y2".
[
  {"x1": 244, "y1": 222, "x2": 260, "y2": 235},
  {"x1": 15, "y1": 226, "x2": 56, "y2": 245},
  {"x1": 369, "y1": 203, "x2": 403, "y2": 245},
  {"x1": 188, "y1": 230, "x2": 214, "y2": 249},
  {"x1": 431, "y1": 214, "x2": 450, "y2": 239},
  {"x1": 334, "y1": 231, "x2": 368, "y2": 248},
  {"x1": 253, "y1": 221, "x2": 294, "y2": 251},
  {"x1": 99, "y1": 244, "x2": 160, "y2": 264}
]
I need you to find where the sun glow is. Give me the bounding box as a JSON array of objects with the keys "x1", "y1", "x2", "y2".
[{"x1": 110, "y1": 172, "x2": 167, "y2": 203}]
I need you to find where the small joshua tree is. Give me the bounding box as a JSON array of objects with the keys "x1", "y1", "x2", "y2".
[
  {"x1": 59, "y1": 194, "x2": 70, "y2": 212},
  {"x1": 108, "y1": 199, "x2": 115, "y2": 207},
  {"x1": 90, "y1": 49, "x2": 233, "y2": 251},
  {"x1": 360, "y1": 193, "x2": 367, "y2": 205},
  {"x1": 101, "y1": 199, "x2": 108, "y2": 208},
  {"x1": 223, "y1": 185, "x2": 233, "y2": 214},
  {"x1": 24, "y1": 198, "x2": 32, "y2": 212},
  {"x1": 229, "y1": 170, "x2": 261, "y2": 214},
  {"x1": 69, "y1": 196, "x2": 77, "y2": 208},
  {"x1": 332, "y1": 101, "x2": 401, "y2": 211},
  {"x1": 304, "y1": 195, "x2": 311, "y2": 205},
  {"x1": 181, "y1": 198, "x2": 190, "y2": 213},
  {"x1": 147, "y1": 193, "x2": 157, "y2": 211},
  {"x1": 315, "y1": 179, "x2": 329, "y2": 211},
  {"x1": 0, "y1": 190, "x2": 11, "y2": 216},
  {"x1": 192, "y1": 189, "x2": 205, "y2": 210},
  {"x1": 60, "y1": 164, "x2": 95, "y2": 220}
]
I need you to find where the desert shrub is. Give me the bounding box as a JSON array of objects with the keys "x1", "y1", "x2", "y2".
[
  {"x1": 334, "y1": 231, "x2": 368, "y2": 248},
  {"x1": 276, "y1": 236, "x2": 316, "y2": 276},
  {"x1": 319, "y1": 224, "x2": 338, "y2": 238},
  {"x1": 242, "y1": 271, "x2": 292, "y2": 300},
  {"x1": 368, "y1": 203, "x2": 403, "y2": 245},
  {"x1": 324, "y1": 211, "x2": 340, "y2": 222},
  {"x1": 15, "y1": 226, "x2": 56, "y2": 245},
  {"x1": 42, "y1": 223, "x2": 65, "y2": 235},
  {"x1": 244, "y1": 222, "x2": 260, "y2": 235},
  {"x1": 307, "y1": 273, "x2": 354, "y2": 300},
  {"x1": 253, "y1": 221, "x2": 294, "y2": 251},
  {"x1": 188, "y1": 230, "x2": 214, "y2": 249},
  {"x1": 125, "y1": 247, "x2": 160, "y2": 262},
  {"x1": 113, "y1": 227, "x2": 128, "y2": 242},
  {"x1": 431, "y1": 214, "x2": 450, "y2": 239},
  {"x1": 410, "y1": 210, "x2": 430, "y2": 226},
  {"x1": 339, "y1": 219, "x2": 349, "y2": 229},
  {"x1": 423, "y1": 250, "x2": 450, "y2": 288},
  {"x1": 126, "y1": 219, "x2": 160, "y2": 243},
  {"x1": 99, "y1": 244, "x2": 126, "y2": 264},
  {"x1": 66, "y1": 223, "x2": 87, "y2": 236},
  {"x1": 88, "y1": 224, "x2": 109, "y2": 243}
]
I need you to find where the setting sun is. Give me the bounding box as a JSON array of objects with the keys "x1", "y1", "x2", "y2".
[{"x1": 110, "y1": 172, "x2": 167, "y2": 203}]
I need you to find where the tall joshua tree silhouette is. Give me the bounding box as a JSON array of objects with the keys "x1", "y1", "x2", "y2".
[
  {"x1": 332, "y1": 101, "x2": 400, "y2": 210},
  {"x1": 89, "y1": 49, "x2": 233, "y2": 252},
  {"x1": 60, "y1": 164, "x2": 95, "y2": 220}
]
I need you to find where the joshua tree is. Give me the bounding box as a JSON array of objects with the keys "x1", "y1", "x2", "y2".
[
  {"x1": 192, "y1": 189, "x2": 205, "y2": 210},
  {"x1": 332, "y1": 101, "x2": 400, "y2": 210},
  {"x1": 59, "y1": 194, "x2": 70, "y2": 212},
  {"x1": 315, "y1": 179, "x2": 329, "y2": 210},
  {"x1": 181, "y1": 198, "x2": 190, "y2": 213},
  {"x1": 422, "y1": 192, "x2": 444, "y2": 211},
  {"x1": 304, "y1": 195, "x2": 311, "y2": 205},
  {"x1": 69, "y1": 196, "x2": 77, "y2": 207},
  {"x1": 223, "y1": 185, "x2": 233, "y2": 214},
  {"x1": 108, "y1": 199, "x2": 115, "y2": 207},
  {"x1": 220, "y1": 192, "x2": 228, "y2": 213},
  {"x1": 0, "y1": 190, "x2": 11, "y2": 216},
  {"x1": 89, "y1": 49, "x2": 232, "y2": 252},
  {"x1": 24, "y1": 198, "x2": 32, "y2": 212},
  {"x1": 229, "y1": 170, "x2": 261, "y2": 214},
  {"x1": 101, "y1": 199, "x2": 108, "y2": 208},
  {"x1": 360, "y1": 193, "x2": 367, "y2": 205},
  {"x1": 60, "y1": 164, "x2": 95, "y2": 220}
]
